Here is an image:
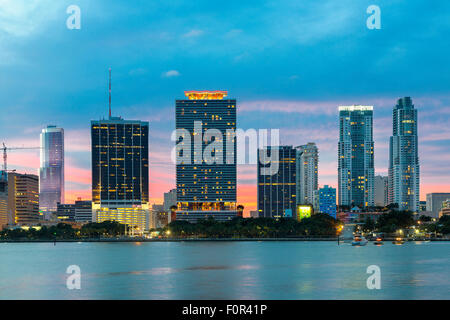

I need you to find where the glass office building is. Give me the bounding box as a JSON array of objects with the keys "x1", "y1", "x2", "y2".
[
  {"x1": 338, "y1": 105, "x2": 374, "y2": 208},
  {"x1": 389, "y1": 97, "x2": 420, "y2": 212},
  {"x1": 39, "y1": 125, "x2": 64, "y2": 219},
  {"x1": 91, "y1": 117, "x2": 149, "y2": 233},
  {"x1": 258, "y1": 146, "x2": 297, "y2": 218},
  {"x1": 175, "y1": 90, "x2": 237, "y2": 222}
]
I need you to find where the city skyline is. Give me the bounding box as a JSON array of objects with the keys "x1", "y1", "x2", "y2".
[{"x1": 1, "y1": 1, "x2": 450, "y2": 215}]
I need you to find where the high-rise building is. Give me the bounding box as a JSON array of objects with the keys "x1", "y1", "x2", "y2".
[
  {"x1": 426, "y1": 193, "x2": 450, "y2": 218},
  {"x1": 91, "y1": 116, "x2": 150, "y2": 233},
  {"x1": 313, "y1": 185, "x2": 336, "y2": 218},
  {"x1": 439, "y1": 200, "x2": 450, "y2": 218},
  {"x1": 258, "y1": 146, "x2": 296, "y2": 218},
  {"x1": 39, "y1": 125, "x2": 64, "y2": 219},
  {"x1": 175, "y1": 90, "x2": 237, "y2": 222},
  {"x1": 374, "y1": 175, "x2": 388, "y2": 207},
  {"x1": 0, "y1": 171, "x2": 8, "y2": 230},
  {"x1": 7, "y1": 172, "x2": 39, "y2": 225},
  {"x1": 338, "y1": 105, "x2": 374, "y2": 209},
  {"x1": 163, "y1": 188, "x2": 177, "y2": 212},
  {"x1": 388, "y1": 97, "x2": 420, "y2": 212},
  {"x1": 295, "y1": 142, "x2": 318, "y2": 205}
]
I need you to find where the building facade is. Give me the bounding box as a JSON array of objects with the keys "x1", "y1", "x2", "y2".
[
  {"x1": 374, "y1": 175, "x2": 388, "y2": 207},
  {"x1": 39, "y1": 125, "x2": 64, "y2": 219},
  {"x1": 175, "y1": 90, "x2": 237, "y2": 222},
  {"x1": 7, "y1": 173, "x2": 39, "y2": 225},
  {"x1": 258, "y1": 146, "x2": 296, "y2": 218},
  {"x1": 163, "y1": 188, "x2": 177, "y2": 212},
  {"x1": 426, "y1": 193, "x2": 450, "y2": 218},
  {"x1": 388, "y1": 97, "x2": 420, "y2": 212},
  {"x1": 0, "y1": 171, "x2": 8, "y2": 230},
  {"x1": 74, "y1": 200, "x2": 92, "y2": 223},
  {"x1": 313, "y1": 185, "x2": 336, "y2": 218},
  {"x1": 295, "y1": 142, "x2": 318, "y2": 205},
  {"x1": 56, "y1": 203, "x2": 75, "y2": 222},
  {"x1": 338, "y1": 105, "x2": 374, "y2": 209},
  {"x1": 91, "y1": 117, "x2": 150, "y2": 233}
]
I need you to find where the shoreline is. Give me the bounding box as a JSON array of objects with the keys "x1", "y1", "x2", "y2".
[{"x1": 1, "y1": 237, "x2": 449, "y2": 243}]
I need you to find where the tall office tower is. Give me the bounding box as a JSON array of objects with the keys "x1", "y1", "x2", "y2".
[
  {"x1": 0, "y1": 171, "x2": 8, "y2": 230},
  {"x1": 258, "y1": 146, "x2": 296, "y2": 218},
  {"x1": 388, "y1": 97, "x2": 420, "y2": 213},
  {"x1": 163, "y1": 188, "x2": 177, "y2": 212},
  {"x1": 39, "y1": 125, "x2": 64, "y2": 219},
  {"x1": 175, "y1": 90, "x2": 237, "y2": 223},
  {"x1": 313, "y1": 185, "x2": 336, "y2": 218},
  {"x1": 295, "y1": 142, "x2": 318, "y2": 205},
  {"x1": 91, "y1": 117, "x2": 149, "y2": 233},
  {"x1": 338, "y1": 105, "x2": 374, "y2": 209},
  {"x1": 7, "y1": 172, "x2": 39, "y2": 225},
  {"x1": 374, "y1": 175, "x2": 388, "y2": 207}
]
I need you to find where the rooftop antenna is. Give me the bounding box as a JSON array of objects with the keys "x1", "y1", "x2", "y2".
[{"x1": 108, "y1": 67, "x2": 112, "y2": 119}]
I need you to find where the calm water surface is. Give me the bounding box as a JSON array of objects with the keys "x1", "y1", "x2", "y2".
[{"x1": 0, "y1": 241, "x2": 449, "y2": 299}]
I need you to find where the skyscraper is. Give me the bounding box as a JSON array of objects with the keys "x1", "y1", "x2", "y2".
[
  {"x1": 175, "y1": 90, "x2": 237, "y2": 222},
  {"x1": 338, "y1": 105, "x2": 374, "y2": 209},
  {"x1": 295, "y1": 142, "x2": 318, "y2": 205},
  {"x1": 91, "y1": 116, "x2": 149, "y2": 233},
  {"x1": 388, "y1": 97, "x2": 420, "y2": 212},
  {"x1": 39, "y1": 125, "x2": 64, "y2": 219},
  {"x1": 258, "y1": 146, "x2": 296, "y2": 218}
]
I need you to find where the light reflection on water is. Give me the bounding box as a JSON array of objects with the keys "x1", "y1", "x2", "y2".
[{"x1": 0, "y1": 241, "x2": 448, "y2": 299}]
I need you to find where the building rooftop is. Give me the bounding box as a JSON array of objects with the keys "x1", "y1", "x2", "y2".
[{"x1": 184, "y1": 90, "x2": 228, "y2": 100}]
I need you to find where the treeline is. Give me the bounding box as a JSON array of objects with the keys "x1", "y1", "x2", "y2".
[
  {"x1": 361, "y1": 211, "x2": 450, "y2": 235},
  {"x1": 163, "y1": 213, "x2": 340, "y2": 238},
  {"x1": 0, "y1": 221, "x2": 126, "y2": 240}
]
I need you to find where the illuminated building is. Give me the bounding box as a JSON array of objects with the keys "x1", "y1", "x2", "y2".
[
  {"x1": 175, "y1": 90, "x2": 237, "y2": 222},
  {"x1": 91, "y1": 117, "x2": 149, "y2": 233},
  {"x1": 313, "y1": 185, "x2": 336, "y2": 218},
  {"x1": 388, "y1": 97, "x2": 420, "y2": 212},
  {"x1": 258, "y1": 146, "x2": 296, "y2": 218},
  {"x1": 295, "y1": 142, "x2": 318, "y2": 205},
  {"x1": 7, "y1": 172, "x2": 39, "y2": 225},
  {"x1": 56, "y1": 203, "x2": 75, "y2": 222},
  {"x1": 338, "y1": 105, "x2": 374, "y2": 208},
  {"x1": 439, "y1": 199, "x2": 450, "y2": 218},
  {"x1": 0, "y1": 171, "x2": 7, "y2": 230},
  {"x1": 39, "y1": 125, "x2": 64, "y2": 220},
  {"x1": 297, "y1": 205, "x2": 313, "y2": 221}
]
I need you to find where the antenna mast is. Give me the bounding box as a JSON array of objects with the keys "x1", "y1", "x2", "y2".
[{"x1": 108, "y1": 67, "x2": 112, "y2": 118}]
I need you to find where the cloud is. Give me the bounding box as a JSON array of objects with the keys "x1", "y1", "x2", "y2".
[
  {"x1": 182, "y1": 29, "x2": 204, "y2": 38},
  {"x1": 162, "y1": 70, "x2": 180, "y2": 78}
]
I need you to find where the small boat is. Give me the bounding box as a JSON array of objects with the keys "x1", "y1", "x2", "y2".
[
  {"x1": 352, "y1": 235, "x2": 368, "y2": 246},
  {"x1": 373, "y1": 237, "x2": 384, "y2": 245},
  {"x1": 392, "y1": 237, "x2": 405, "y2": 245}
]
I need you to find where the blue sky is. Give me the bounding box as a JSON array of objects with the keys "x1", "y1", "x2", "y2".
[{"x1": 1, "y1": 0, "x2": 449, "y2": 208}]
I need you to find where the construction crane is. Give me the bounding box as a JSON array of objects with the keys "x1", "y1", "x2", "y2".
[{"x1": 2, "y1": 142, "x2": 42, "y2": 172}]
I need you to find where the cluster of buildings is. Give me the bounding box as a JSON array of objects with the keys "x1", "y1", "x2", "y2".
[{"x1": 0, "y1": 90, "x2": 449, "y2": 235}]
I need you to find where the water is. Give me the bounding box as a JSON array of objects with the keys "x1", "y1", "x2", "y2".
[{"x1": 0, "y1": 241, "x2": 448, "y2": 299}]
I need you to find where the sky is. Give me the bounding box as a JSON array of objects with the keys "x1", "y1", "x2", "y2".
[{"x1": 0, "y1": 0, "x2": 449, "y2": 215}]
